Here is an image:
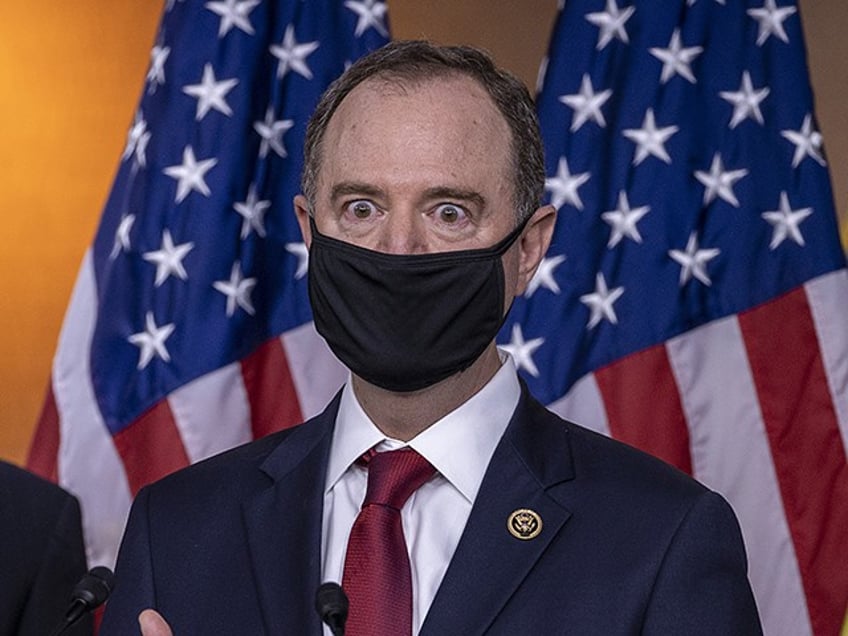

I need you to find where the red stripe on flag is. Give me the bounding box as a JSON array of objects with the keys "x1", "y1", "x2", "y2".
[
  {"x1": 595, "y1": 344, "x2": 693, "y2": 474},
  {"x1": 739, "y1": 287, "x2": 848, "y2": 636},
  {"x1": 27, "y1": 382, "x2": 60, "y2": 482},
  {"x1": 112, "y1": 400, "x2": 190, "y2": 496},
  {"x1": 241, "y1": 337, "x2": 303, "y2": 439}
]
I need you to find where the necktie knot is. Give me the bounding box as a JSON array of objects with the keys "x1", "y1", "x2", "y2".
[{"x1": 362, "y1": 448, "x2": 435, "y2": 511}]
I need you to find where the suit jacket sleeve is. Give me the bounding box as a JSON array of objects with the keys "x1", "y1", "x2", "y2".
[
  {"x1": 100, "y1": 487, "x2": 155, "y2": 636},
  {"x1": 642, "y1": 489, "x2": 762, "y2": 635}
]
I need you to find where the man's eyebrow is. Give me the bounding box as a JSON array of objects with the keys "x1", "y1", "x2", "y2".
[
  {"x1": 422, "y1": 187, "x2": 486, "y2": 208},
  {"x1": 330, "y1": 181, "x2": 384, "y2": 202},
  {"x1": 329, "y1": 183, "x2": 487, "y2": 208}
]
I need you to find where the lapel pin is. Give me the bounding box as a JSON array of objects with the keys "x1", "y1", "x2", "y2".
[{"x1": 507, "y1": 508, "x2": 542, "y2": 540}]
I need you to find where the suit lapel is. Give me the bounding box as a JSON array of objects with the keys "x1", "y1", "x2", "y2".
[
  {"x1": 241, "y1": 394, "x2": 341, "y2": 635},
  {"x1": 420, "y1": 389, "x2": 576, "y2": 636}
]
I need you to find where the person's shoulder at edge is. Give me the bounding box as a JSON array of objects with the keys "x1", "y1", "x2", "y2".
[
  {"x1": 0, "y1": 459, "x2": 75, "y2": 501},
  {"x1": 0, "y1": 460, "x2": 88, "y2": 545},
  {"x1": 518, "y1": 387, "x2": 711, "y2": 504},
  {"x1": 0, "y1": 460, "x2": 92, "y2": 636}
]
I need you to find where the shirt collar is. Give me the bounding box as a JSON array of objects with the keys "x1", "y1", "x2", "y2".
[{"x1": 325, "y1": 351, "x2": 521, "y2": 504}]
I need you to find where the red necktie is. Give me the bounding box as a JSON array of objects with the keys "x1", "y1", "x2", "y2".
[{"x1": 342, "y1": 448, "x2": 436, "y2": 636}]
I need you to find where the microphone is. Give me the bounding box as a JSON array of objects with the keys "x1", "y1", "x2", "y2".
[
  {"x1": 51, "y1": 566, "x2": 115, "y2": 636},
  {"x1": 315, "y1": 582, "x2": 349, "y2": 636}
]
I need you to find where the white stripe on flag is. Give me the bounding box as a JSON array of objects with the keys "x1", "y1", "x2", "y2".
[
  {"x1": 282, "y1": 322, "x2": 347, "y2": 419},
  {"x1": 548, "y1": 371, "x2": 610, "y2": 437},
  {"x1": 806, "y1": 269, "x2": 848, "y2": 454},
  {"x1": 667, "y1": 315, "x2": 812, "y2": 636},
  {"x1": 53, "y1": 250, "x2": 132, "y2": 568},
  {"x1": 168, "y1": 361, "x2": 253, "y2": 463}
]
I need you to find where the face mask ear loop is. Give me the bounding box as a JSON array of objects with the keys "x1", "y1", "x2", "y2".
[{"x1": 491, "y1": 213, "x2": 533, "y2": 256}]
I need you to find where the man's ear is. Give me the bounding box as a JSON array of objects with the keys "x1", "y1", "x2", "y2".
[
  {"x1": 293, "y1": 194, "x2": 313, "y2": 248},
  {"x1": 516, "y1": 204, "x2": 557, "y2": 296}
]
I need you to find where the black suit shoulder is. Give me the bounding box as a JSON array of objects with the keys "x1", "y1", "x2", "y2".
[
  {"x1": 0, "y1": 461, "x2": 81, "y2": 557},
  {"x1": 0, "y1": 461, "x2": 91, "y2": 636}
]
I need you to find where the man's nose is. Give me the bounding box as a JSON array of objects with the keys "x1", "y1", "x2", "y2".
[{"x1": 374, "y1": 211, "x2": 429, "y2": 255}]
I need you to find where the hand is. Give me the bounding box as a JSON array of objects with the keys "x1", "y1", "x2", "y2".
[{"x1": 138, "y1": 609, "x2": 173, "y2": 636}]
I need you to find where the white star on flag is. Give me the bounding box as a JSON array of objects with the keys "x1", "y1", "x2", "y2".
[
  {"x1": 344, "y1": 0, "x2": 389, "y2": 38},
  {"x1": 585, "y1": 0, "x2": 635, "y2": 51},
  {"x1": 501, "y1": 324, "x2": 545, "y2": 377},
  {"x1": 128, "y1": 312, "x2": 176, "y2": 370},
  {"x1": 545, "y1": 157, "x2": 591, "y2": 211},
  {"x1": 601, "y1": 191, "x2": 650, "y2": 247},
  {"x1": 525, "y1": 254, "x2": 566, "y2": 297},
  {"x1": 253, "y1": 107, "x2": 294, "y2": 159},
  {"x1": 687, "y1": 0, "x2": 726, "y2": 5},
  {"x1": 147, "y1": 44, "x2": 170, "y2": 92},
  {"x1": 204, "y1": 0, "x2": 260, "y2": 37},
  {"x1": 182, "y1": 63, "x2": 239, "y2": 121},
  {"x1": 669, "y1": 232, "x2": 721, "y2": 286},
  {"x1": 163, "y1": 145, "x2": 218, "y2": 203},
  {"x1": 110, "y1": 214, "x2": 136, "y2": 259},
  {"x1": 142, "y1": 229, "x2": 194, "y2": 287},
  {"x1": 695, "y1": 153, "x2": 749, "y2": 208},
  {"x1": 649, "y1": 28, "x2": 703, "y2": 84},
  {"x1": 234, "y1": 185, "x2": 271, "y2": 239},
  {"x1": 213, "y1": 261, "x2": 257, "y2": 316},
  {"x1": 270, "y1": 25, "x2": 320, "y2": 79},
  {"x1": 720, "y1": 71, "x2": 770, "y2": 129},
  {"x1": 782, "y1": 113, "x2": 826, "y2": 168},
  {"x1": 747, "y1": 0, "x2": 797, "y2": 46},
  {"x1": 622, "y1": 108, "x2": 678, "y2": 165},
  {"x1": 762, "y1": 191, "x2": 813, "y2": 249},
  {"x1": 285, "y1": 243, "x2": 310, "y2": 280},
  {"x1": 559, "y1": 74, "x2": 612, "y2": 131},
  {"x1": 123, "y1": 111, "x2": 151, "y2": 167},
  {"x1": 580, "y1": 272, "x2": 625, "y2": 329}
]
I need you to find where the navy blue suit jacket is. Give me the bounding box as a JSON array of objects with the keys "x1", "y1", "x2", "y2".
[{"x1": 101, "y1": 387, "x2": 762, "y2": 634}]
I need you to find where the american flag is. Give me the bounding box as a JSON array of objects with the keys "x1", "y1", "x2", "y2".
[
  {"x1": 27, "y1": 0, "x2": 388, "y2": 569},
  {"x1": 503, "y1": 0, "x2": 848, "y2": 634}
]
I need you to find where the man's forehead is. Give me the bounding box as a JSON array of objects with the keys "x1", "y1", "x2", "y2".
[
  {"x1": 313, "y1": 71, "x2": 515, "y2": 204},
  {"x1": 323, "y1": 77, "x2": 509, "y2": 156}
]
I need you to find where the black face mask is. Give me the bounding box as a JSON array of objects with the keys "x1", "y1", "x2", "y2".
[{"x1": 307, "y1": 218, "x2": 525, "y2": 392}]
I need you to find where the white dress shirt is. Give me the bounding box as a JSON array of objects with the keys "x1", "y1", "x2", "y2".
[{"x1": 320, "y1": 352, "x2": 521, "y2": 635}]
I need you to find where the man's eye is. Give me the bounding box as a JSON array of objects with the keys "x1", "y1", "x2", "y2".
[
  {"x1": 436, "y1": 204, "x2": 466, "y2": 224},
  {"x1": 347, "y1": 200, "x2": 376, "y2": 219}
]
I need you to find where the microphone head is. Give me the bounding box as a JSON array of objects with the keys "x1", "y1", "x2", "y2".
[
  {"x1": 72, "y1": 566, "x2": 115, "y2": 609},
  {"x1": 315, "y1": 582, "x2": 349, "y2": 633}
]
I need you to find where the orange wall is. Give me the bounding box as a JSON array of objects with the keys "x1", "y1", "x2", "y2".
[
  {"x1": 1, "y1": 1, "x2": 845, "y2": 464},
  {"x1": 0, "y1": 3, "x2": 162, "y2": 464}
]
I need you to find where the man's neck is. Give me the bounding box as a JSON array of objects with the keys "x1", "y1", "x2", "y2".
[{"x1": 351, "y1": 346, "x2": 503, "y2": 441}]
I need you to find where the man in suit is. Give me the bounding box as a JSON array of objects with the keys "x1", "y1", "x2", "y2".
[
  {"x1": 101, "y1": 40, "x2": 762, "y2": 635},
  {"x1": 0, "y1": 460, "x2": 92, "y2": 636}
]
